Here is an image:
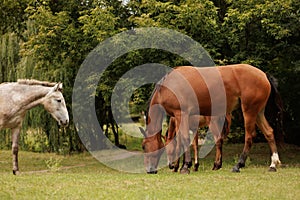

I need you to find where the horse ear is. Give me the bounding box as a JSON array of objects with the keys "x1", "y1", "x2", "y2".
[
  {"x1": 55, "y1": 83, "x2": 63, "y2": 92},
  {"x1": 139, "y1": 127, "x2": 146, "y2": 138}
]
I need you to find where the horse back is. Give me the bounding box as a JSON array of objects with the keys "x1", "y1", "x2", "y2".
[{"x1": 151, "y1": 64, "x2": 270, "y2": 116}]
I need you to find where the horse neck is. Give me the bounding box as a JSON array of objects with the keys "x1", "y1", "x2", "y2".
[
  {"x1": 16, "y1": 84, "x2": 52, "y2": 111},
  {"x1": 146, "y1": 105, "x2": 165, "y2": 137}
]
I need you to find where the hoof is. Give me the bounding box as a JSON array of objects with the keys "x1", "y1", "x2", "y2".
[
  {"x1": 193, "y1": 163, "x2": 199, "y2": 172},
  {"x1": 231, "y1": 166, "x2": 240, "y2": 173},
  {"x1": 13, "y1": 170, "x2": 20, "y2": 175},
  {"x1": 180, "y1": 168, "x2": 190, "y2": 174},
  {"x1": 172, "y1": 168, "x2": 179, "y2": 173},
  {"x1": 268, "y1": 167, "x2": 277, "y2": 172},
  {"x1": 212, "y1": 165, "x2": 222, "y2": 170}
]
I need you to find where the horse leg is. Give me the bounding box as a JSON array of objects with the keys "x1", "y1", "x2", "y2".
[
  {"x1": 180, "y1": 150, "x2": 193, "y2": 172},
  {"x1": 256, "y1": 112, "x2": 281, "y2": 171},
  {"x1": 232, "y1": 113, "x2": 256, "y2": 172},
  {"x1": 210, "y1": 117, "x2": 223, "y2": 170},
  {"x1": 166, "y1": 117, "x2": 179, "y2": 172},
  {"x1": 173, "y1": 159, "x2": 180, "y2": 172},
  {"x1": 177, "y1": 113, "x2": 191, "y2": 174},
  {"x1": 189, "y1": 115, "x2": 202, "y2": 172},
  {"x1": 173, "y1": 135, "x2": 181, "y2": 172},
  {"x1": 213, "y1": 136, "x2": 223, "y2": 170},
  {"x1": 192, "y1": 133, "x2": 199, "y2": 171},
  {"x1": 213, "y1": 115, "x2": 231, "y2": 170},
  {"x1": 12, "y1": 127, "x2": 21, "y2": 175},
  {"x1": 167, "y1": 138, "x2": 180, "y2": 172}
]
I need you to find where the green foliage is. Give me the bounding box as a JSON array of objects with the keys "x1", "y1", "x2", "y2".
[
  {"x1": 129, "y1": 0, "x2": 222, "y2": 57},
  {"x1": 22, "y1": 128, "x2": 49, "y2": 152},
  {"x1": 44, "y1": 157, "x2": 63, "y2": 172},
  {"x1": 0, "y1": 0, "x2": 29, "y2": 34},
  {"x1": 0, "y1": 33, "x2": 20, "y2": 82},
  {"x1": 0, "y1": 0, "x2": 300, "y2": 151},
  {"x1": 79, "y1": 4, "x2": 119, "y2": 42}
]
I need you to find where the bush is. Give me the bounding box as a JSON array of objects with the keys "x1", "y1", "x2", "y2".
[{"x1": 22, "y1": 128, "x2": 49, "y2": 152}]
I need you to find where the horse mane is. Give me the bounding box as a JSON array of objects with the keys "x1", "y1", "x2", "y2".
[
  {"x1": 17, "y1": 79, "x2": 57, "y2": 87},
  {"x1": 144, "y1": 74, "x2": 169, "y2": 125}
]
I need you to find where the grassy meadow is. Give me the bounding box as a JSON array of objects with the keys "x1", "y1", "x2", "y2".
[{"x1": 0, "y1": 143, "x2": 299, "y2": 200}]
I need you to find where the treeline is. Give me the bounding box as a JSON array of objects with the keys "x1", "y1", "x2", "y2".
[{"x1": 0, "y1": 0, "x2": 299, "y2": 152}]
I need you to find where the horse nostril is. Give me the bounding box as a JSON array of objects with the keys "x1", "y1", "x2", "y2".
[{"x1": 60, "y1": 120, "x2": 69, "y2": 126}]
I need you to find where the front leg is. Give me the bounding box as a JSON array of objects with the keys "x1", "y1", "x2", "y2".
[
  {"x1": 232, "y1": 116, "x2": 255, "y2": 173},
  {"x1": 12, "y1": 127, "x2": 21, "y2": 175},
  {"x1": 192, "y1": 133, "x2": 199, "y2": 171},
  {"x1": 181, "y1": 153, "x2": 192, "y2": 174},
  {"x1": 177, "y1": 114, "x2": 191, "y2": 174},
  {"x1": 232, "y1": 152, "x2": 247, "y2": 172}
]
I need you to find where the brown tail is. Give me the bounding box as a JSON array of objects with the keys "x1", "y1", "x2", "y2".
[{"x1": 265, "y1": 73, "x2": 285, "y2": 147}]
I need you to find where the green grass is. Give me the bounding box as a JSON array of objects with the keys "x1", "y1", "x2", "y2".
[{"x1": 0, "y1": 143, "x2": 299, "y2": 200}]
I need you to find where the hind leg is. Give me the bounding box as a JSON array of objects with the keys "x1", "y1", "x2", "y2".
[{"x1": 256, "y1": 112, "x2": 281, "y2": 171}]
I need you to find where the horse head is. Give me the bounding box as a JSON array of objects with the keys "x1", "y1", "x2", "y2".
[
  {"x1": 43, "y1": 83, "x2": 69, "y2": 126},
  {"x1": 140, "y1": 127, "x2": 164, "y2": 174}
]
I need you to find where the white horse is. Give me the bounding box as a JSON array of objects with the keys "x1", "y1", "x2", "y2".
[{"x1": 0, "y1": 79, "x2": 69, "y2": 174}]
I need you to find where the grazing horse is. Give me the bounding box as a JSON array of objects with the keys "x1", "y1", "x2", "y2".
[
  {"x1": 141, "y1": 64, "x2": 281, "y2": 174},
  {"x1": 0, "y1": 79, "x2": 69, "y2": 174},
  {"x1": 166, "y1": 114, "x2": 231, "y2": 173},
  {"x1": 165, "y1": 115, "x2": 209, "y2": 172}
]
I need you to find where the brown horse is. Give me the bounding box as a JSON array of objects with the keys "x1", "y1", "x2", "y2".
[
  {"x1": 166, "y1": 115, "x2": 231, "y2": 173},
  {"x1": 141, "y1": 64, "x2": 281, "y2": 174},
  {"x1": 165, "y1": 115, "x2": 209, "y2": 172}
]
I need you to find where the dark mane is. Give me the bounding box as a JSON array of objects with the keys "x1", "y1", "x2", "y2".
[
  {"x1": 145, "y1": 74, "x2": 169, "y2": 125},
  {"x1": 17, "y1": 79, "x2": 57, "y2": 87}
]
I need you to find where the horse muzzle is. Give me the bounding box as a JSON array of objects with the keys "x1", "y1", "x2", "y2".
[
  {"x1": 60, "y1": 119, "x2": 69, "y2": 127},
  {"x1": 146, "y1": 166, "x2": 158, "y2": 174},
  {"x1": 147, "y1": 170, "x2": 158, "y2": 174}
]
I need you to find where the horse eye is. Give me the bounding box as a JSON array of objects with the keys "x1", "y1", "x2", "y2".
[{"x1": 56, "y1": 99, "x2": 62, "y2": 103}]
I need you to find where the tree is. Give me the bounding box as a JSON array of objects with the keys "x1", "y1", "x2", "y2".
[
  {"x1": 18, "y1": 0, "x2": 90, "y2": 152},
  {"x1": 222, "y1": 0, "x2": 300, "y2": 143},
  {"x1": 1, "y1": 0, "x2": 300, "y2": 150}
]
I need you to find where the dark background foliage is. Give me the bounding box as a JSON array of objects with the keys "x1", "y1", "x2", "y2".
[{"x1": 0, "y1": 0, "x2": 299, "y2": 152}]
